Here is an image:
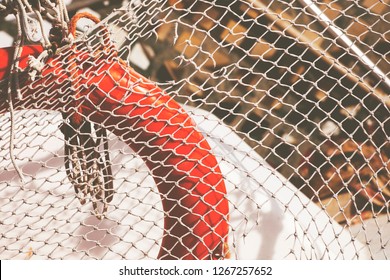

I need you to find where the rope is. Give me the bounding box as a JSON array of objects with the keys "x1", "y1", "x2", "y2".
[
  {"x1": 1, "y1": 0, "x2": 71, "y2": 184},
  {"x1": 6, "y1": 3, "x2": 26, "y2": 184}
]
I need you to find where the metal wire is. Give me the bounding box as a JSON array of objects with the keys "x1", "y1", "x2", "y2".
[{"x1": 0, "y1": 0, "x2": 389, "y2": 260}]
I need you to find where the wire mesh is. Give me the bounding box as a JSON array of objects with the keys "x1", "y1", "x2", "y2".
[{"x1": 0, "y1": 0, "x2": 389, "y2": 259}]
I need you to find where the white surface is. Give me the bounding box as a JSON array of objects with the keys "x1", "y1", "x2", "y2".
[
  {"x1": 0, "y1": 31, "x2": 13, "y2": 47},
  {"x1": 129, "y1": 43, "x2": 150, "y2": 70},
  {"x1": 186, "y1": 106, "x2": 370, "y2": 260},
  {"x1": 0, "y1": 107, "x2": 379, "y2": 259}
]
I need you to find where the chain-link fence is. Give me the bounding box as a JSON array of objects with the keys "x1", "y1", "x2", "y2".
[{"x1": 0, "y1": 0, "x2": 389, "y2": 259}]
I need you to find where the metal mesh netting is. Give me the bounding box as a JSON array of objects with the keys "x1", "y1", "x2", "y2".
[{"x1": 0, "y1": 0, "x2": 389, "y2": 259}]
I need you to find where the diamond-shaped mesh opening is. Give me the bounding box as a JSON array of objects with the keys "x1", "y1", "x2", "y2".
[{"x1": 0, "y1": 0, "x2": 389, "y2": 259}]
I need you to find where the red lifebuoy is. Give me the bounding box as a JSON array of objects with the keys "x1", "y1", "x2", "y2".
[{"x1": 0, "y1": 44, "x2": 230, "y2": 260}]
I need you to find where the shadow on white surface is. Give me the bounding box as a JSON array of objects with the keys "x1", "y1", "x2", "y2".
[{"x1": 0, "y1": 107, "x2": 384, "y2": 259}]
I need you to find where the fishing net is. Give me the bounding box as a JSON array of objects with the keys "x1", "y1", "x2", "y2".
[{"x1": 0, "y1": 0, "x2": 389, "y2": 259}]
